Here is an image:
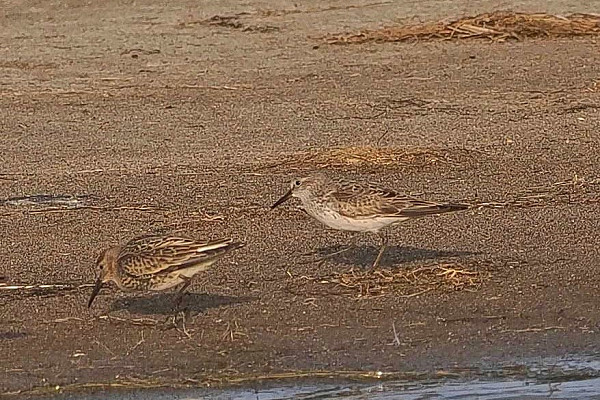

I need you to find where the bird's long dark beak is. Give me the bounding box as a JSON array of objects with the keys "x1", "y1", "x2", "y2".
[
  {"x1": 271, "y1": 189, "x2": 293, "y2": 209},
  {"x1": 87, "y1": 277, "x2": 103, "y2": 308}
]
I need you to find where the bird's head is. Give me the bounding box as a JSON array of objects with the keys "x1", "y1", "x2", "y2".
[
  {"x1": 87, "y1": 246, "x2": 120, "y2": 308},
  {"x1": 271, "y1": 174, "x2": 328, "y2": 209}
]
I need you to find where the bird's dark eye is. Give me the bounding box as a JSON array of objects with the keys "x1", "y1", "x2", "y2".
[{"x1": 295, "y1": 180, "x2": 301, "y2": 186}]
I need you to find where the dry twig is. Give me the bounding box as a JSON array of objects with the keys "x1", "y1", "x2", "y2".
[
  {"x1": 501, "y1": 326, "x2": 565, "y2": 333},
  {"x1": 98, "y1": 315, "x2": 159, "y2": 327}
]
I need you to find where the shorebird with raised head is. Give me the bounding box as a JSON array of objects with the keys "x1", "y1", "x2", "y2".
[
  {"x1": 88, "y1": 235, "x2": 244, "y2": 308},
  {"x1": 271, "y1": 173, "x2": 468, "y2": 269}
]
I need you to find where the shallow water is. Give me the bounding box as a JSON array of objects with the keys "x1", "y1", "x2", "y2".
[
  {"x1": 210, "y1": 378, "x2": 600, "y2": 399},
  {"x1": 52, "y1": 356, "x2": 600, "y2": 400},
  {"x1": 75, "y1": 378, "x2": 600, "y2": 400}
]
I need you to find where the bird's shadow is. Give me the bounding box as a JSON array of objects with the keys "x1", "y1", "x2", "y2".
[
  {"x1": 312, "y1": 245, "x2": 476, "y2": 268},
  {"x1": 110, "y1": 293, "x2": 254, "y2": 315}
]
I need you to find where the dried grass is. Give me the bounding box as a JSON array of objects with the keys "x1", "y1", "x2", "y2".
[
  {"x1": 310, "y1": 261, "x2": 489, "y2": 297},
  {"x1": 258, "y1": 146, "x2": 466, "y2": 172},
  {"x1": 325, "y1": 12, "x2": 600, "y2": 44}
]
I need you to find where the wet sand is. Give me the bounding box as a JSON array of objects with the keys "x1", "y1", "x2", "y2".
[{"x1": 1, "y1": 0, "x2": 600, "y2": 396}]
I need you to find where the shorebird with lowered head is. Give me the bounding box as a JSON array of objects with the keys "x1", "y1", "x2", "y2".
[
  {"x1": 271, "y1": 173, "x2": 468, "y2": 269},
  {"x1": 88, "y1": 234, "x2": 244, "y2": 308}
]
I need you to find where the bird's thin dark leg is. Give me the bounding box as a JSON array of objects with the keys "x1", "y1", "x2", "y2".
[
  {"x1": 161, "y1": 278, "x2": 193, "y2": 330},
  {"x1": 371, "y1": 231, "x2": 388, "y2": 269},
  {"x1": 173, "y1": 277, "x2": 192, "y2": 310}
]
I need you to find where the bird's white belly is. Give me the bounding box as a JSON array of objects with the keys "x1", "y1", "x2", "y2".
[
  {"x1": 150, "y1": 278, "x2": 183, "y2": 291},
  {"x1": 148, "y1": 263, "x2": 213, "y2": 291},
  {"x1": 310, "y1": 209, "x2": 405, "y2": 233}
]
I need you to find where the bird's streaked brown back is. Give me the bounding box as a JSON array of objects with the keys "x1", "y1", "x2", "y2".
[
  {"x1": 117, "y1": 235, "x2": 244, "y2": 277},
  {"x1": 325, "y1": 179, "x2": 468, "y2": 219}
]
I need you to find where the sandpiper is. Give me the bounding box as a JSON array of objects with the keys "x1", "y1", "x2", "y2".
[
  {"x1": 271, "y1": 173, "x2": 468, "y2": 269},
  {"x1": 88, "y1": 235, "x2": 244, "y2": 308}
]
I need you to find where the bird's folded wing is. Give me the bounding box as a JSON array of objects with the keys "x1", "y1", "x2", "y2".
[
  {"x1": 328, "y1": 181, "x2": 424, "y2": 218},
  {"x1": 326, "y1": 179, "x2": 466, "y2": 219},
  {"x1": 396, "y1": 201, "x2": 461, "y2": 217},
  {"x1": 118, "y1": 235, "x2": 233, "y2": 277}
]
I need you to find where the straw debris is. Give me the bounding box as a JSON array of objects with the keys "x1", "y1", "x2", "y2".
[
  {"x1": 258, "y1": 146, "x2": 469, "y2": 172},
  {"x1": 325, "y1": 12, "x2": 600, "y2": 44},
  {"x1": 313, "y1": 261, "x2": 489, "y2": 297}
]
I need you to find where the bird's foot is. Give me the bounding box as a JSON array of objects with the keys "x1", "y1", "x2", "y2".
[{"x1": 161, "y1": 309, "x2": 192, "y2": 338}]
